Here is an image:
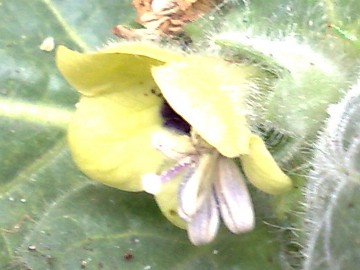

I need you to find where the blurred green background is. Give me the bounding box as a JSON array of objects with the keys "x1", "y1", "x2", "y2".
[{"x1": 1, "y1": 0, "x2": 360, "y2": 269}]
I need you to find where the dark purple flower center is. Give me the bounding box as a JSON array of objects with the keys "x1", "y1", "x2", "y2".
[{"x1": 160, "y1": 101, "x2": 191, "y2": 134}]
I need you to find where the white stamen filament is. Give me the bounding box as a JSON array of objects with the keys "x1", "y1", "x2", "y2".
[{"x1": 142, "y1": 155, "x2": 197, "y2": 194}]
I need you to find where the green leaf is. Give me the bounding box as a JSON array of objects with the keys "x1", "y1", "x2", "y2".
[
  {"x1": 19, "y1": 185, "x2": 283, "y2": 270},
  {"x1": 0, "y1": 0, "x2": 286, "y2": 270},
  {"x1": 13, "y1": 0, "x2": 360, "y2": 268}
]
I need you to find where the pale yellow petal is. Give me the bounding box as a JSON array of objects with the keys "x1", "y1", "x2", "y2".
[
  {"x1": 152, "y1": 57, "x2": 256, "y2": 157},
  {"x1": 56, "y1": 44, "x2": 183, "y2": 97},
  {"x1": 154, "y1": 173, "x2": 187, "y2": 229},
  {"x1": 56, "y1": 44, "x2": 179, "y2": 191},
  {"x1": 68, "y1": 93, "x2": 165, "y2": 191},
  {"x1": 240, "y1": 134, "x2": 292, "y2": 194}
]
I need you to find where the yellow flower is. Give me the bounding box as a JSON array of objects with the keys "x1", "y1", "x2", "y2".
[{"x1": 56, "y1": 42, "x2": 292, "y2": 245}]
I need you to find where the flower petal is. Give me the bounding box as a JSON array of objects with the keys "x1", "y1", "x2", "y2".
[
  {"x1": 151, "y1": 57, "x2": 257, "y2": 157},
  {"x1": 56, "y1": 44, "x2": 183, "y2": 97},
  {"x1": 187, "y1": 190, "x2": 220, "y2": 246},
  {"x1": 68, "y1": 94, "x2": 166, "y2": 191},
  {"x1": 214, "y1": 157, "x2": 255, "y2": 233},
  {"x1": 57, "y1": 46, "x2": 158, "y2": 96},
  {"x1": 154, "y1": 171, "x2": 188, "y2": 229},
  {"x1": 56, "y1": 44, "x2": 184, "y2": 191},
  {"x1": 240, "y1": 134, "x2": 292, "y2": 194}
]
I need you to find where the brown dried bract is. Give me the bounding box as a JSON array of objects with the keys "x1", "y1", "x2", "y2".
[{"x1": 132, "y1": 0, "x2": 221, "y2": 35}]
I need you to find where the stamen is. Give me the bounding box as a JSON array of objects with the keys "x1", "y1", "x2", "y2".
[
  {"x1": 142, "y1": 155, "x2": 197, "y2": 194},
  {"x1": 161, "y1": 156, "x2": 197, "y2": 181},
  {"x1": 214, "y1": 157, "x2": 255, "y2": 233},
  {"x1": 178, "y1": 152, "x2": 219, "y2": 220},
  {"x1": 187, "y1": 190, "x2": 220, "y2": 246}
]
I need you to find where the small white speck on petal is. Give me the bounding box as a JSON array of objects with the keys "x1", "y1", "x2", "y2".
[
  {"x1": 214, "y1": 157, "x2": 255, "y2": 233},
  {"x1": 39, "y1": 37, "x2": 55, "y2": 52},
  {"x1": 142, "y1": 174, "x2": 163, "y2": 194},
  {"x1": 187, "y1": 191, "x2": 220, "y2": 246}
]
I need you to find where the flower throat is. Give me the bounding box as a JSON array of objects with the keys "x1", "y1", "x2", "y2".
[{"x1": 160, "y1": 100, "x2": 191, "y2": 134}]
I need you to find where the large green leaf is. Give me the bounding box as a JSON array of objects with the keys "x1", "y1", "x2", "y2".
[
  {"x1": 0, "y1": 1, "x2": 285, "y2": 269},
  {"x1": 2, "y1": 0, "x2": 359, "y2": 269}
]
